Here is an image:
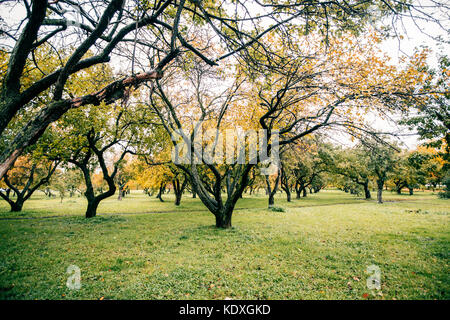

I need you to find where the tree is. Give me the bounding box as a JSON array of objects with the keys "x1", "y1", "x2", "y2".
[
  {"x1": 114, "y1": 156, "x2": 134, "y2": 201},
  {"x1": 130, "y1": 123, "x2": 190, "y2": 205},
  {"x1": 279, "y1": 146, "x2": 299, "y2": 202},
  {"x1": 150, "y1": 20, "x2": 436, "y2": 227},
  {"x1": 400, "y1": 54, "x2": 449, "y2": 170},
  {"x1": 400, "y1": 54, "x2": 449, "y2": 197},
  {"x1": 62, "y1": 168, "x2": 85, "y2": 198},
  {"x1": 323, "y1": 146, "x2": 373, "y2": 199},
  {"x1": 45, "y1": 96, "x2": 150, "y2": 217},
  {"x1": 392, "y1": 148, "x2": 444, "y2": 195},
  {"x1": 0, "y1": 154, "x2": 58, "y2": 211},
  {"x1": 287, "y1": 140, "x2": 328, "y2": 199},
  {"x1": 362, "y1": 139, "x2": 398, "y2": 204},
  {"x1": 133, "y1": 158, "x2": 187, "y2": 205}
]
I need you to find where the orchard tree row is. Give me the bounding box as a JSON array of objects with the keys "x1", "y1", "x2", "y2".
[{"x1": 0, "y1": 0, "x2": 448, "y2": 228}]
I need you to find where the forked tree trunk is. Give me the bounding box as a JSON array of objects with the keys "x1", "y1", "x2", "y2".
[
  {"x1": 8, "y1": 196, "x2": 24, "y2": 212},
  {"x1": 77, "y1": 156, "x2": 116, "y2": 218},
  {"x1": 173, "y1": 177, "x2": 187, "y2": 206}
]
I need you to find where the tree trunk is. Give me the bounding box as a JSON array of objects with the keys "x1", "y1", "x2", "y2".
[
  {"x1": 215, "y1": 210, "x2": 232, "y2": 229},
  {"x1": 302, "y1": 187, "x2": 307, "y2": 197},
  {"x1": 408, "y1": 187, "x2": 414, "y2": 195},
  {"x1": 117, "y1": 183, "x2": 125, "y2": 201},
  {"x1": 285, "y1": 189, "x2": 291, "y2": 202},
  {"x1": 268, "y1": 193, "x2": 275, "y2": 207},
  {"x1": 85, "y1": 198, "x2": 100, "y2": 218},
  {"x1": 173, "y1": 177, "x2": 187, "y2": 206},
  {"x1": 377, "y1": 179, "x2": 384, "y2": 204},
  {"x1": 265, "y1": 173, "x2": 279, "y2": 208},
  {"x1": 192, "y1": 190, "x2": 196, "y2": 198},
  {"x1": 156, "y1": 184, "x2": 164, "y2": 202},
  {"x1": 363, "y1": 183, "x2": 371, "y2": 199},
  {"x1": 10, "y1": 198, "x2": 24, "y2": 212},
  {"x1": 175, "y1": 193, "x2": 182, "y2": 205}
]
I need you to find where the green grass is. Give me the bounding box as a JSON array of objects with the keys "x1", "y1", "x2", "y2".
[{"x1": 0, "y1": 189, "x2": 448, "y2": 300}]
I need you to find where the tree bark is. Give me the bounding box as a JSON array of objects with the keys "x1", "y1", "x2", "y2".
[
  {"x1": 173, "y1": 177, "x2": 187, "y2": 206},
  {"x1": 377, "y1": 179, "x2": 384, "y2": 204},
  {"x1": 10, "y1": 197, "x2": 24, "y2": 212},
  {"x1": 215, "y1": 210, "x2": 232, "y2": 229},
  {"x1": 85, "y1": 197, "x2": 100, "y2": 218},
  {"x1": 285, "y1": 189, "x2": 291, "y2": 202},
  {"x1": 268, "y1": 193, "x2": 275, "y2": 207},
  {"x1": 156, "y1": 183, "x2": 165, "y2": 202},
  {"x1": 363, "y1": 183, "x2": 371, "y2": 199},
  {"x1": 302, "y1": 187, "x2": 307, "y2": 197},
  {"x1": 266, "y1": 173, "x2": 280, "y2": 208},
  {"x1": 0, "y1": 193, "x2": 24, "y2": 212}
]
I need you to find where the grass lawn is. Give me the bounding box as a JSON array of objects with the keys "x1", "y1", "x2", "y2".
[{"x1": 0, "y1": 189, "x2": 448, "y2": 300}]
